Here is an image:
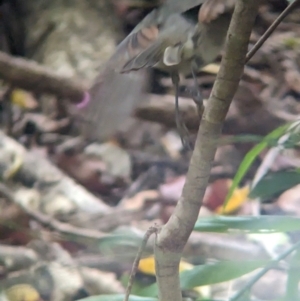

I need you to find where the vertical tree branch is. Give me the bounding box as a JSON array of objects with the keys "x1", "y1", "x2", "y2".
[{"x1": 154, "y1": 1, "x2": 260, "y2": 301}]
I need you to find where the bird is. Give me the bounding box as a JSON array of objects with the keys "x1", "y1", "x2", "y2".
[{"x1": 78, "y1": 0, "x2": 235, "y2": 145}]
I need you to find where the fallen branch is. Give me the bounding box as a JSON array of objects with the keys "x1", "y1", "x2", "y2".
[
  {"x1": 0, "y1": 131, "x2": 111, "y2": 215},
  {"x1": 0, "y1": 182, "x2": 108, "y2": 242},
  {"x1": 0, "y1": 51, "x2": 87, "y2": 102},
  {"x1": 134, "y1": 94, "x2": 199, "y2": 131},
  {"x1": 0, "y1": 244, "x2": 38, "y2": 273},
  {"x1": 134, "y1": 91, "x2": 285, "y2": 136}
]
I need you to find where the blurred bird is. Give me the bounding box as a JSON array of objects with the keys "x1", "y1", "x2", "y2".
[{"x1": 79, "y1": 0, "x2": 235, "y2": 144}]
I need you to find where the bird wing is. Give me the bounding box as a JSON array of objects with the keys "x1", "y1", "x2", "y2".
[
  {"x1": 106, "y1": 0, "x2": 204, "y2": 72},
  {"x1": 111, "y1": 0, "x2": 236, "y2": 71},
  {"x1": 78, "y1": 68, "x2": 148, "y2": 142},
  {"x1": 199, "y1": 0, "x2": 235, "y2": 23},
  {"x1": 120, "y1": 13, "x2": 195, "y2": 72},
  {"x1": 78, "y1": 0, "x2": 234, "y2": 142},
  {"x1": 76, "y1": 4, "x2": 159, "y2": 142}
]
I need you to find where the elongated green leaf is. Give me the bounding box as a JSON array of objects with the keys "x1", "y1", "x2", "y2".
[
  {"x1": 224, "y1": 123, "x2": 290, "y2": 206},
  {"x1": 78, "y1": 295, "x2": 157, "y2": 301},
  {"x1": 222, "y1": 134, "x2": 264, "y2": 144},
  {"x1": 139, "y1": 259, "x2": 268, "y2": 295},
  {"x1": 285, "y1": 249, "x2": 300, "y2": 300},
  {"x1": 194, "y1": 216, "x2": 300, "y2": 233},
  {"x1": 250, "y1": 170, "x2": 300, "y2": 200},
  {"x1": 180, "y1": 260, "x2": 268, "y2": 288},
  {"x1": 98, "y1": 228, "x2": 143, "y2": 254}
]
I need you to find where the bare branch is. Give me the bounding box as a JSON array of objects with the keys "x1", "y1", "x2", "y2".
[
  {"x1": 0, "y1": 182, "x2": 107, "y2": 241},
  {"x1": 154, "y1": 1, "x2": 260, "y2": 301}
]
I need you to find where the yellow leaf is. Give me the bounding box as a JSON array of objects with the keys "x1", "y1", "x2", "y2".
[
  {"x1": 138, "y1": 257, "x2": 156, "y2": 275},
  {"x1": 3, "y1": 152, "x2": 23, "y2": 181},
  {"x1": 11, "y1": 89, "x2": 37, "y2": 109},
  {"x1": 138, "y1": 257, "x2": 211, "y2": 298},
  {"x1": 193, "y1": 285, "x2": 211, "y2": 298},
  {"x1": 5, "y1": 284, "x2": 40, "y2": 301},
  {"x1": 179, "y1": 260, "x2": 194, "y2": 272},
  {"x1": 217, "y1": 184, "x2": 250, "y2": 214},
  {"x1": 201, "y1": 63, "x2": 220, "y2": 74},
  {"x1": 138, "y1": 256, "x2": 194, "y2": 275}
]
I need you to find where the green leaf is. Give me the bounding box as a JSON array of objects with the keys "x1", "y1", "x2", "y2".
[
  {"x1": 222, "y1": 134, "x2": 264, "y2": 144},
  {"x1": 128, "y1": 276, "x2": 157, "y2": 296},
  {"x1": 132, "y1": 260, "x2": 270, "y2": 294},
  {"x1": 194, "y1": 216, "x2": 300, "y2": 233},
  {"x1": 180, "y1": 260, "x2": 268, "y2": 288},
  {"x1": 78, "y1": 295, "x2": 157, "y2": 301},
  {"x1": 98, "y1": 228, "x2": 143, "y2": 254},
  {"x1": 249, "y1": 170, "x2": 300, "y2": 200},
  {"x1": 285, "y1": 249, "x2": 300, "y2": 300},
  {"x1": 137, "y1": 258, "x2": 270, "y2": 295},
  {"x1": 140, "y1": 260, "x2": 270, "y2": 293},
  {"x1": 224, "y1": 123, "x2": 290, "y2": 207},
  {"x1": 136, "y1": 283, "x2": 158, "y2": 298},
  {"x1": 282, "y1": 130, "x2": 300, "y2": 149}
]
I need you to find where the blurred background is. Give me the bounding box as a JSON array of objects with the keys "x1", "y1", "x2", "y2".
[{"x1": 0, "y1": 0, "x2": 300, "y2": 300}]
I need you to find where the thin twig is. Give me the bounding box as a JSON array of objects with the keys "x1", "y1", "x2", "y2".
[
  {"x1": 124, "y1": 225, "x2": 159, "y2": 301},
  {"x1": 230, "y1": 239, "x2": 300, "y2": 301},
  {"x1": 246, "y1": 0, "x2": 300, "y2": 63}
]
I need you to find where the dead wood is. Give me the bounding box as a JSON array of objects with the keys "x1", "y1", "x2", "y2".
[
  {"x1": 0, "y1": 51, "x2": 86, "y2": 102},
  {"x1": 0, "y1": 130, "x2": 110, "y2": 215}
]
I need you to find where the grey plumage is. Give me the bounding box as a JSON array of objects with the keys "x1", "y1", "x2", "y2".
[{"x1": 79, "y1": 0, "x2": 235, "y2": 142}]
